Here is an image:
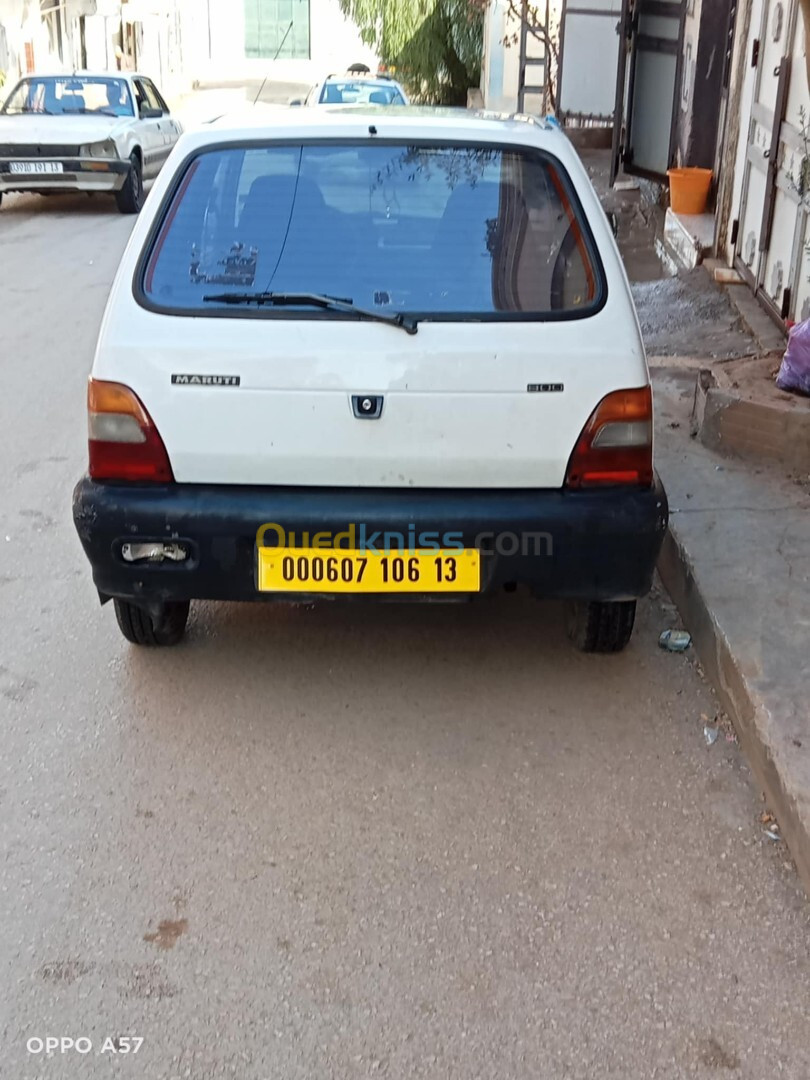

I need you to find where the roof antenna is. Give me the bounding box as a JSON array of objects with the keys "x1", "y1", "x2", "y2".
[{"x1": 253, "y1": 20, "x2": 294, "y2": 106}]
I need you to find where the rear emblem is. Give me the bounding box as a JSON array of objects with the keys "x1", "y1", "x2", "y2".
[
  {"x1": 172, "y1": 374, "x2": 240, "y2": 387},
  {"x1": 352, "y1": 394, "x2": 384, "y2": 419}
]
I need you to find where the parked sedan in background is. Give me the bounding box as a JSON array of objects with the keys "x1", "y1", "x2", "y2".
[{"x1": 0, "y1": 72, "x2": 182, "y2": 213}]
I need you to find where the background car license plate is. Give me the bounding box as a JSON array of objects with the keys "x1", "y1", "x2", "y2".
[
  {"x1": 9, "y1": 161, "x2": 63, "y2": 174},
  {"x1": 258, "y1": 547, "x2": 480, "y2": 593}
]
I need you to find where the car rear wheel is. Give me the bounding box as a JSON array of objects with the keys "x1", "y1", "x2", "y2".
[
  {"x1": 115, "y1": 152, "x2": 143, "y2": 214},
  {"x1": 566, "y1": 599, "x2": 636, "y2": 653},
  {"x1": 113, "y1": 598, "x2": 189, "y2": 646}
]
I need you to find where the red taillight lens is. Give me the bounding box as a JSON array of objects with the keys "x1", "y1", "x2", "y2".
[
  {"x1": 87, "y1": 379, "x2": 174, "y2": 482},
  {"x1": 565, "y1": 386, "x2": 653, "y2": 488}
]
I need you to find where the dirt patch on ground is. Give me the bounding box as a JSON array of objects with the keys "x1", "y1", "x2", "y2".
[{"x1": 632, "y1": 269, "x2": 758, "y2": 358}]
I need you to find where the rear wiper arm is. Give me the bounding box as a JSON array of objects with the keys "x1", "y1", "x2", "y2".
[{"x1": 201, "y1": 290, "x2": 419, "y2": 335}]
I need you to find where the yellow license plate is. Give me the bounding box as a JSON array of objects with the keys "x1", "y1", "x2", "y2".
[{"x1": 257, "y1": 547, "x2": 480, "y2": 593}]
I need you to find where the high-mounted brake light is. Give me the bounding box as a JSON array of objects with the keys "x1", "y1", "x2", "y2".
[
  {"x1": 565, "y1": 386, "x2": 653, "y2": 488},
  {"x1": 87, "y1": 379, "x2": 174, "y2": 482}
]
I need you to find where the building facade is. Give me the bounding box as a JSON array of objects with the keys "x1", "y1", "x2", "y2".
[
  {"x1": 180, "y1": 0, "x2": 378, "y2": 89},
  {"x1": 0, "y1": 0, "x2": 377, "y2": 99},
  {"x1": 0, "y1": 0, "x2": 159, "y2": 83},
  {"x1": 719, "y1": 0, "x2": 810, "y2": 324},
  {"x1": 481, "y1": 0, "x2": 810, "y2": 330},
  {"x1": 0, "y1": 1, "x2": 93, "y2": 79}
]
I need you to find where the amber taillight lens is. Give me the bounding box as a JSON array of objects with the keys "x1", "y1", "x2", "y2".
[
  {"x1": 87, "y1": 378, "x2": 174, "y2": 482},
  {"x1": 565, "y1": 386, "x2": 653, "y2": 488}
]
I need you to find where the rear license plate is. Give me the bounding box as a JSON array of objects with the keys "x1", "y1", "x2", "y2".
[
  {"x1": 258, "y1": 547, "x2": 480, "y2": 593},
  {"x1": 9, "y1": 161, "x2": 64, "y2": 174}
]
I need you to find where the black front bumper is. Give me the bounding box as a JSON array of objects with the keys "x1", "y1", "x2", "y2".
[{"x1": 72, "y1": 478, "x2": 668, "y2": 605}]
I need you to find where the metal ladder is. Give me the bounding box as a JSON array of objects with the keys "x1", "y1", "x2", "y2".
[{"x1": 517, "y1": 0, "x2": 551, "y2": 114}]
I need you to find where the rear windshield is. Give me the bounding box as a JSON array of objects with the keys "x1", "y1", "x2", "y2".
[
  {"x1": 141, "y1": 142, "x2": 604, "y2": 319},
  {"x1": 319, "y1": 82, "x2": 406, "y2": 105}
]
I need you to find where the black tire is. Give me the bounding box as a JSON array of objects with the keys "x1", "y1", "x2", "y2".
[
  {"x1": 115, "y1": 152, "x2": 144, "y2": 214},
  {"x1": 566, "y1": 599, "x2": 636, "y2": 653},
  {"x1": 114, "y1": 599, "x2": 189, "y2": 646},
  {"x1": 0, "y1": 193, "x2": 3, "y2": 208}
]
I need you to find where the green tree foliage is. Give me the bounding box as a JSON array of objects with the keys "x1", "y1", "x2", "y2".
[{"x1": 338, "y1": 0, "x2": 484, "y2": 106}]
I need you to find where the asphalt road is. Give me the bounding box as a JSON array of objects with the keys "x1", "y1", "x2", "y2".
[{"x1": 1, "y1": 190, "x2": 809, "y2": 1080}]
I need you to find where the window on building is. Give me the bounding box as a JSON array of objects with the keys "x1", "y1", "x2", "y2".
[
  {"x1": 40, "y1": 0, "x2": 65, "y2": 64},
  {"x1": 244, "y1": 0, "x2": 310, "y2": 60}
]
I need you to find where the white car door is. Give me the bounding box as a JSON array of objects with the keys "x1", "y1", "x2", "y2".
[
  {"x1": 132, "y1": 77, "x2": 176, "y2": 178},
  {"x1": 146, "y1": 78, "x2": 182, "y2": 152}
]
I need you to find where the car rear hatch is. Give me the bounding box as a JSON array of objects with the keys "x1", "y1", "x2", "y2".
[{"x1": 98, "y1": 134, "x2": 649, "y2": 490}]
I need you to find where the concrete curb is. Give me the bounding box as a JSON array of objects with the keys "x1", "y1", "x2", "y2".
[
  {"x1": 658, "y1": 526, "x2": 810, "y2": 896},
  {"x1": 693, "y1": 376, "x2": 810, "y2": 473}
]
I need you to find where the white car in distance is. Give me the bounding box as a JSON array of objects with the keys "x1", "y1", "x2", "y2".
[
  {"x1": 290, "y1": 73, "x2": 409, "y2": 108},
  {"x1": 0, "y1": 72, "x2": 182, "y2": 213}
]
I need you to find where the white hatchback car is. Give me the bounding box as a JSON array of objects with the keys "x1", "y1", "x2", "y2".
[
  {"x1": 292, "y1": 74, "x2": 409, "y2": 107},
  {"x1": 0, "y1": 72, "x2": 182, "y2": 213},
  {"x1": 72, "y1": 107, "x2": 667, "y2": 650}
]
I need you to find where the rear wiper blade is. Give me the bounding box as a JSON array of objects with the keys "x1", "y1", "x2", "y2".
[{"x1": 201, "y1": 290, "x2": 418, "y2": 335}]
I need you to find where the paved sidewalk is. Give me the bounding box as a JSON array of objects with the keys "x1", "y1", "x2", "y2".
[
  {"x1": 653, "y1": 364, "x2": 810, "y2": 894},
  {"x1": 587, "y1": 147, "x2": 808, "y2": 893}
]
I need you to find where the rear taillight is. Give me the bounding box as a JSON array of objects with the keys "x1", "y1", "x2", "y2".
[
  {"x1": 565, "y1": 386, "x2": 653, "y2": 488},
  {"x1": 87, "y1": 379, "x2": 174, "y2": 482}
]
